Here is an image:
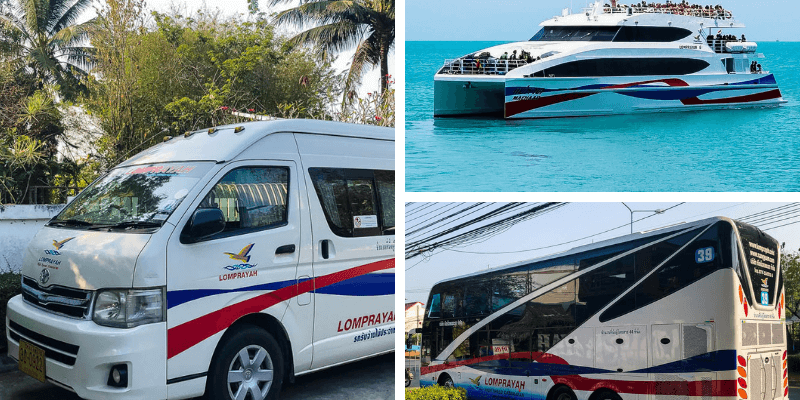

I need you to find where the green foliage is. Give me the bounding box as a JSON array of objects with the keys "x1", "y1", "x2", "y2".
[
  {"x1": 782, "y1": 248, "x2": 800, "y2": 323},
  {"x1": 272, "y1": 0, "x2": 395, "y2": 95},
  {"x1": 337, "y1": 78, "x2": 395, "y2": 127},
  {"x1": 0, "y1": 269, "x2": 21, "y2": 350},
  {"x1": 84, "y1": 5, "x2": 343, "y2": 168},
  {"x1": 412, "y1": 333, "x2": 421, "y2": 346},
  {"x1": 0, "y1": 0, "x2": 95, "y2": 99},
  {"x1": 788, "y1": 354, "x2": 800, "y2": 372},
  {"x1": 405, "y1": 386, "x2": 467, "y2": 400}
]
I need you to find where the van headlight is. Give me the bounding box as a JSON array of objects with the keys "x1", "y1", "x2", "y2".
[{"x1": 93, "y1": 288, "x2": 165, "y2": 328}]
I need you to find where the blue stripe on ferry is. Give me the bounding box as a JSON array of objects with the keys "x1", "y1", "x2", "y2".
[
  {"x1": 461, "y1": 350, "x2": 735, "y2": 377},
  {"x1": 167, "y1": 273, "x2": 394, "y2": 309}
]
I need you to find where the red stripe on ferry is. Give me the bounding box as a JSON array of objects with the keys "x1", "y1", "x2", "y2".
[
  {"x1": 681, "y1": 89, "x2": 782, "y2": 105},
  {"x1": 505, "y1": 93, "x2": 596, "y2": 117},
  {"x1": 167, "y1": 258, "x2": 395, "y2": 359}
]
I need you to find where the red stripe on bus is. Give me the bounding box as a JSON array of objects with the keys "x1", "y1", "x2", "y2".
[
  {"x1": 420, "y1": 352, "x2": 567, "y2": 375},
  {"x1": 167, "y1": 258, "x2": 395, "y2": 359},
  {"x1": 551, "y1": 375, "x2": 738, "y2": 397}
]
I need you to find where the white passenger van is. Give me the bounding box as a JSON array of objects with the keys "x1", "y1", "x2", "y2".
[{"x1": 5, "y1": 119, "x2": 395, "y2": 399}]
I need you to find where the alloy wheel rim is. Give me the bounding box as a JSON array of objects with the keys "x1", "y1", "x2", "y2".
[{"x1": 227, "y1": 345, "x2": 274, "y2": 400}]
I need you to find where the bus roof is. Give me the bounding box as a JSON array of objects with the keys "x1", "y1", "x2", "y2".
[
  {"x1": 431, "y1": 216, "x2": 742, "y2": 287},
  {"x1": 119, "y1": 119, "x2": 394, "y2": 167}
]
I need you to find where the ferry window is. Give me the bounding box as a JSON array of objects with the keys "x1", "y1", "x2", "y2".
[
  {"x1": 308, "y1": 168, "x2": 394, "y2": 237},
  {"x1": 613, "y1": 26, "x2": 693, "y2": 42},
  {"x1": 192, "y1": 167, "x2": 289, "y2": 239},
  {"x1": 533, "y1": 58, "x2": 709, "y2": 77},
  {"x1": 530, "y1": 26, "x2": 618, "y2": 41}
]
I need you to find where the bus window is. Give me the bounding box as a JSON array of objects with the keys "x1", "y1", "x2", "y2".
[
  {"x1": 428, "y1": 294, "x2": 441, "y2": 319},
  {"x1": 600, "y1": 223, "x2": 731, "y2": 322}
]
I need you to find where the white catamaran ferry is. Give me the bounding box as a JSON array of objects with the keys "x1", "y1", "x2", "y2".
[
  {"x1": 434, "y1": 2, "x2": 786, "y2": 119},
  {"x1": 419, "y1": 217, "x2": 788, "y2": 400}
]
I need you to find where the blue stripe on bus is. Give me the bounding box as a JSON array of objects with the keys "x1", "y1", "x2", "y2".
[
  {"x1": 454, "y1": 350, "x2": 735, "y2": 377},
  {"x1": 167, "y1": 273, "x2": 394, "y2": 309}
]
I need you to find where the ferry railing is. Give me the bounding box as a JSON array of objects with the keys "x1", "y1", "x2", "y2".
[
  {"x1": 440, "y1": 59, "x2": 530, "y2": 75},
  {"x1": 601, "y1": 6, "x2": 732, "y2": 19}
]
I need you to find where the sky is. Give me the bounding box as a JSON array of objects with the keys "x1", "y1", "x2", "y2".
[
  {"x1": 405, "y1": 202, "x2": 800, "y2": 304},
  {"x1": 405, "y1": 0, "x2": 800, "y2": 41}
]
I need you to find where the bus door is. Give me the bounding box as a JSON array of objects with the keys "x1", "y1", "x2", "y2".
[{"x1": 746, "y1": 351, "x2": 783, "y2": 400}]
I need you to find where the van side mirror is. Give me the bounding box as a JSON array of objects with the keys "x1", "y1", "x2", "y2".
[{"x1": 185, "y1": 208, "x2": 225, "y2": 241}]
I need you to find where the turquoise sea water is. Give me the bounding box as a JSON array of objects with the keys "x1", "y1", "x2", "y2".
[{"x1": 405, "y1": 41, "x2": 800, "y2": 192}]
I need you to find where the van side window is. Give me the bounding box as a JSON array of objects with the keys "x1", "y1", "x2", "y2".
[
  {"x1": 308, "y1": 168, "x2": 394, "y2": 237},
  {"x1": 198, "y1": 167, "x2": 289, "y2": 236}
]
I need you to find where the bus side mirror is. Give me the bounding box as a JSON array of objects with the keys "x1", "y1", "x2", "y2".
[{"x1": 186, "y1": 208, "x2": 225, "y2": 241}]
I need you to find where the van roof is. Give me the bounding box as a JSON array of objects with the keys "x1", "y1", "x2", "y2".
[{"x1": 119, "y1": 119, "x2": 394, "y2": 166}]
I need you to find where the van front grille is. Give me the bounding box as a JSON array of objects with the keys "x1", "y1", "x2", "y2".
[
  {"x1": 8, "y1": 320, "x2": 79, "y2": 366},
  {"x1": 21, "y1": 276, "x2": 92, "y2": 319}
]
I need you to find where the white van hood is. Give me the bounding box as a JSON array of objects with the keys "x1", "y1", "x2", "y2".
[{"x1": 23, "y1": 226, "x2": 152, "y2": 290}]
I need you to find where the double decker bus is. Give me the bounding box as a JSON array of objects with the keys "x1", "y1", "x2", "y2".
[{"x1": 419, "y1": 217, "x2": 787, "y2": 400}]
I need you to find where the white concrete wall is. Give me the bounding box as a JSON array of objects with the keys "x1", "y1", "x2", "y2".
[{"x1": 0, "y1": 205, "x2": 64, "y2": 272}]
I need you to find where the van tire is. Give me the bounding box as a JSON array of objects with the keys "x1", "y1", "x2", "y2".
[
  {"x1": 206, "y1": 325, "x2": 284, "y2": 400},
  {"x1": 552, "y1": 385, "x2": 578, "y2": 400}
]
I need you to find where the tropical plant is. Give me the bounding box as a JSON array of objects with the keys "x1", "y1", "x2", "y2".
[
  {"x1": 0, "y1": 0, "x2": 95, "y2": 98},
  {"x1": 270, "y1": 0, "x2": 395, "y2": 97}
]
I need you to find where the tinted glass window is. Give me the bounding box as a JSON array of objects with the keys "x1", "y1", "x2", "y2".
[
  {"x1": 194, "y1": 167, "x2": 289, "y2": 238},
  {"x1": 531, "y1": 26, "x2": 619, "y2": 41},
  {"x1": 532, "y1": 58, "x2": 709, "y2": 77},
  {"x1": 736, "y1": 221, "x2": 780, "y2": 306},
  {"x1": 613, "y1": 26, "x2": 693, "y2": 42},
  {"x1": 308, "y1": 168, "x2": 394, "y2": 237},
  {"x1": 600, "y1": 223, "x2": 732, "y2": 322},
  {"x1": 375, "y1": 170, "x2": 395, "y2": 232}
]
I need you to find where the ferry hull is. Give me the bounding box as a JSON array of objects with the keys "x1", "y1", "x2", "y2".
[
  {"x1": 504, "y1": 74, "x2": 784, "y2": 119},
  {"x1": 434, "y1": 78, "x2": 505, "y2": 117}
]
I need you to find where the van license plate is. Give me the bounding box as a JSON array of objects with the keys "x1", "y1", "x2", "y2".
[{"x1": 18, "y1": 339, "x2": 46, "y2": 382}]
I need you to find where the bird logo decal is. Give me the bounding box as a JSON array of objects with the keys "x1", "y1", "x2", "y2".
[
  {"x1": 224, "y1": 243, "x2": 255, "y2": 263},
  {"x1": 52, "y1": 237, "x2": 75, "y2": 250},
  {"x1": 469, "y1": 376, "x2": 482, "y2": 386},
  {"x1": 762, "y1": 278, "x2": 769, "y2": 286}
]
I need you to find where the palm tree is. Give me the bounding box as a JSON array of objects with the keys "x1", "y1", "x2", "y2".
[
  {"x1": 272, "y1": 0, "x2": 394, "y2": 96},
  {"x1": 0, "y1": 0, "x2": 95, "y2": 98}
]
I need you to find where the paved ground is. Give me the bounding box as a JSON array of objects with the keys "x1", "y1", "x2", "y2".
[
  {"x1": 405, "y1": 357, "x2": 420, "y2": 388},
  {"x1": 0, "y1": 353, "x2": 393, "y2": 400}
]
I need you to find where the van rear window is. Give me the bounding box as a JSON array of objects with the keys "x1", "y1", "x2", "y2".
[{"x1": 308, "y1": 168, "x2": 394, "y2": 237}]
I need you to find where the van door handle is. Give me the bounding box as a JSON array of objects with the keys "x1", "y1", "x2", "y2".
[
  {"x1": 275, "y1": 244, "x2": 295, "y2": 255},
  {"x1": 321, "y1": 240, "x2": 330, "y2": 259}
]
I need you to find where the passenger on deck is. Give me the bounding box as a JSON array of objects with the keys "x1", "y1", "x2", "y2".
[
  {"x1": 741, "y1": 34, "x2": 746, "y2": 42},
  {"x1": 757, "y1": 64, "x2": 762, "y2": 73},
  {"x1": 500, "y1": 52, "x2": 508, "y2": 60},
  {"x1": 510, "y1": 50, "x2": 518, "y2": 60},
  {"x1": 750, "y1": 61, "x2": 757, "y2": 73}
]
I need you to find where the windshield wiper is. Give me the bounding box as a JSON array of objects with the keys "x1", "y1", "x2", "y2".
[
  {"x1": 88, "y1": 220, "x2": 164, "y2": 230},
  {"x1": 48, "y1": 219, "x2": 93, "y2": 227}
]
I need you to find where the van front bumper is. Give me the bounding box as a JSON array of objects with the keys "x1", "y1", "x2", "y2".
[{"x1": 6, "y1": 295, "x2": 167, "y2": 400}]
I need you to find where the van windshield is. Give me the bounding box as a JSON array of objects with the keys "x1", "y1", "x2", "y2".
[{"x1": 50, "y1": 162, "x2": 213, "y2": 230}]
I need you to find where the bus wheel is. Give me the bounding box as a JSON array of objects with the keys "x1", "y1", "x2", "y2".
[
  {"x1": 207, "y1": 325, "x2": 284, "y2": 400},
  {"x1": 552, "y1": 385, "x2": 578, "y2": 400},
  {"x1": 595, "y1": 390, "x2": 623, "y2": 400},
  {"x1": 438, "y1": 373, "x2": 455, "y2": 388}
]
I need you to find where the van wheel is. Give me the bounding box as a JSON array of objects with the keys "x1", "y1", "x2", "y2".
[
  {"x1": 595, "y1": 390, "x2": 623, "y2": 400},
  {"x1": 207, "y1": 325, "x2": 284, "y2": 400}
]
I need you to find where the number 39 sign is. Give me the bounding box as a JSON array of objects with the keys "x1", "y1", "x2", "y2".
[{"x1": 695, "y1": 247, "x2": 715, "y2": 263}]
